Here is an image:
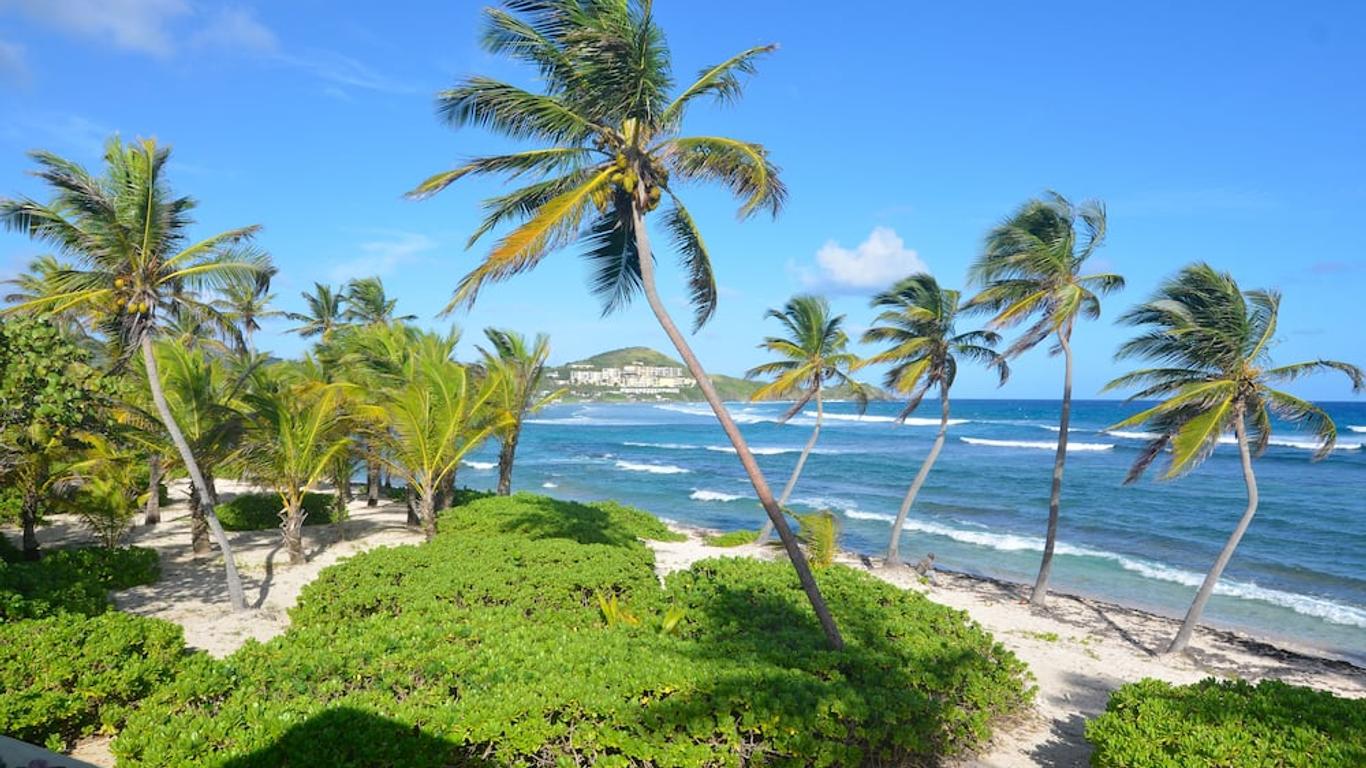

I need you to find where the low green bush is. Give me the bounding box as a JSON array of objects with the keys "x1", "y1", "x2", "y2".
[
  {"x1": 0, "y1": 546, "x2": 159, "y2": 620},
  {"x1": 703, "y1": 529, "x2": 758, "y2": 547},
  {"x1": 115, "y1": 493, "x2": 1030, "y2": 767},
  {"x1": 0, "y1": 611, "x2": 188, "y2": 752},
  {"x1": 1086, "y1": 677, "x2": 1366, "y2": 768},
  {"x1": 215, "y1": 492, "x2": 339, "y2": 531}
]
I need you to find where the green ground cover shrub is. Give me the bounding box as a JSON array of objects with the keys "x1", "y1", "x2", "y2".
[
  {"x1": 0, "y1": 546, "x2": 159, "y2": 620},
  {"x1": 1086, "y1": 677, "x2": 1366, "y2": 768},
  {"x1": 0, "y1": 611, "x2": 188, "y2": 752},
  {"x1": 115, "y1": 493, "x2": 1030, "y2": 767},
  {"x1": 215, "y1": 492, "x2": 338, "y2": 531},
  {"x1": 703, "y1": 529, "x2": 758, "y2": 547}
]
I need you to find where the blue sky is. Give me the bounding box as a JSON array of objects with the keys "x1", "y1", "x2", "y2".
[{"x1": 1, "y1": 1, "x2": 1362, "y2": 400}]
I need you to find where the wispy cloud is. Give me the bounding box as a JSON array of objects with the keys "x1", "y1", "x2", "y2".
[
  {"x1": 0, "y1": 38, "x2": 26, "y2": 85},
  {"x1": 794, "y1": 227, "x2": 929, "y2": 293},
  {"x1": 328, "y1": 232, "x2": 438, "y2": 282},
  {"x1": 190, "y1": 5, "x2": 277, "y2": 53},
  {"x1": 273, "y1": 49, "x2": 414, "y2": 94},
  {"x1": 1, "y1": 0, "x2": 191, "y2": 58},
  {"x1": 1, "y1": 112, "x2": 113, "y2": 156}
]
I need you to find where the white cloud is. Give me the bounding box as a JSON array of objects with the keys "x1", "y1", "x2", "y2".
[
  {"x1": 191, "y1": 6, "x2": 277, "y2": 53},
  {"x1": 1, "y1": 0, "x2": 190, "y2": 57},
  {"x1": 798, "y1": 226, "x2": 928, "y2": 292},
  {"x1": 0, "y1": 38, "x2": 26, "y2": 85},
  {"x1": 328, "y1": 232, "x2": 437, "y2": 282},
  {"x1": 274, "y1": 49, "x2": 413, "y2": 94}
]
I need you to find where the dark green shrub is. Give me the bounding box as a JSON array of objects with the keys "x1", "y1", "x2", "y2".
[
  {"x1": 115, "y1": 494, "x2": 1029, "y2": 767},
  {"x1": 0, "y1": 611, "x2": 188, "y2": 752},
  {"x1": 0, "y1": 546, "x2": 159, "y2": 620},
  {"x1": 1086, "y1": 677, "x2": 1366, "y2": 768},
  {"x1": 703, "y1": 529, "x2": 758, "y2": 547},
  {"x1": 216, "y1": 492, "x2": 338, "y2": 531},
  {"x1": 0, "y1": 485, "x2": 20, "y2": 527}
]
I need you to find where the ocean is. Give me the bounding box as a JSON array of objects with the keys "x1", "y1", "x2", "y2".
[{"x1": 455, "y1": 399, "x2": 1366, "y2": 663}]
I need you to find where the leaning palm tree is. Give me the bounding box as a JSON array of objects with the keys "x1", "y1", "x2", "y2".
[
  {"x1": 287, "y1": 283, "x2": 346, "y2": 339},
  {"x1": 862, "y1": 274, "x2": 1008, "y2": 566},
  {"x1": 745, "y1": 295, "x2": 866, "y2": 543},
  {"x1": 0, "y1": 137, "x2": 269, "y2": 611},
  {"x1": 1105, "y1": 263, "x2": 1362, "y2": 654},
  {"x1": 239, "y1": 365, "x2": 353, "y2": 564},
  {"x1": 375, "y1": 331, "x2": 507, "y2": 539},
  {"x1": 966, "y1": 191, "x2": 1124, "y2": 607},
  {"x1": 409, "y1": 1, "x2": 844, "y2": 647},
  {"x1": 478, "y1": 328, "x2": 564, "y2": 495}
]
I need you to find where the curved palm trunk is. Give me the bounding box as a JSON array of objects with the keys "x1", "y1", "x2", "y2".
[
  {"x1": 631, "y1": 210, "x2": 844, "y2": 650},
  {"x1": 365, "y1": 457, "x2": 381, "y2": 507},
  {"x1": 187, "y1": 482, "x2": 211, "y2": 555},
  {"x1": 1030, "y1": 327, "x2": 1074, "y2": 607},
  {"x1": 496, "y1": 428, "x2": 520, "y2": 496},
  {"x1": 755, "y1": 387, "x2": 823, "y2": 543},
  {"x1": 1167, "y1": 409, "x2": 1258, "y2": 654},
  {"x1": 144, "y1": 454, "x2": 162, "y2": 526},
  {"x1": 19, "y1": 466, "x2": 42, "y2": 561},
  {"x1": 140, "y1": 334, "x2": 247, "y2": 611},
  {"x1": 886, "y1": 385, "x2": 951, "y2": 566},
  {"x1": 280, "y1": 498, "x2": 307, "y2": 565}
]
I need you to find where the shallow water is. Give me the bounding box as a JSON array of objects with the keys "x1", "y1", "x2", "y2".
[{"x1": 456, "y1": 399, "x2": 1366, "y2": 663}]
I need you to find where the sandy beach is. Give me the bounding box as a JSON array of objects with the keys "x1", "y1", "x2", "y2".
[{"x1": 16, "y1": 483, "x2": 1364, "y2": 768}]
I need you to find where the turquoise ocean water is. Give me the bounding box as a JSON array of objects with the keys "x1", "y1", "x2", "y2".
[{"x1": 455, "y1": 399, "x2": 1366, "y2": 663}]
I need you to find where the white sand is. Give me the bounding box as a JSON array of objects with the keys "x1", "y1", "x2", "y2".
[{"x1": 13, "y1": 487, "x2": 1363, "y2": 768}]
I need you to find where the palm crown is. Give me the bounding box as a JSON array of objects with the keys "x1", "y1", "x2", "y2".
[
  {"x1": 409, "y1": 0, "x2": 785, "y2": 328},
  {"x1": 288, "y1": 283, "x2": 345, "y2": 339},
  {"x1": 1106, "y1": 263, "x2": 1364, "y2": 479},
  {"x1": 0, "y1": 137, "x2": 269, "y2": 353},
  {"x1": 746, "y1": 295, "x2": 865, "y2": 419},
  {"x1": 967, "y1": 191, "x2": 1123, "y2": 352},
  {"x1": 863, "y1": 274, "x2": 1008, "y2": 417}
]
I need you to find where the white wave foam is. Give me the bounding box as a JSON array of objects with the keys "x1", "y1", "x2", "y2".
[
  {"x1": 1105, "y1": 430, "x2": 1161, "y2": 441},
  {"x1": 806, "y1": 411, "x2": 968, "y2": 427},
  {"x1": 461, "y1": 460, "x2": 496, "y2": 470},
  {"x1": 844, "y1": 509, "x2": 896, "y2": 523},
  {"x1": 614, "y1": 460, "x2": 689, "y2": 475},
  {"x1": 690, "y1": 489, "x2": 743, "y2": 502},
  {"x1": 1348, "y1": 425, "x2": 1366, "y2": 434},
  {"x1": 623, "y1": 441, "x2": 700, "y2": 450},
  {"x1": 1215, "y1": 435, "x2": 1363, "y2": 451},
  {"x1": 960, "y1": 437, "x2": 1114, "y2": 452},
  {"x1": 541, "y1": 481, "x2": 558, "y2": 489}
]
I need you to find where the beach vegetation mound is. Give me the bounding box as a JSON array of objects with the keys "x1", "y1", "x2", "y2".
[
  {"x1": 1086, "y1": 677, "x2": 1366, "y2": 767},
  {"x1": 0, "y1": 544, "x2": 159, "y2": 620},
  {"x1": 703, "y1": 528, "x2": 759, "y2": 547},
  {"x1": 114, "y1": 493, "x2": 1029, "y2": 767},
  {"x1": 215, "y1": 491, "x2": 340, "y2": 532}
]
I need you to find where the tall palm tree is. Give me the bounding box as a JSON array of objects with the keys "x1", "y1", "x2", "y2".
[
  {"x1": 1105, "y1": 263, "x2": 1362, "y2": 654},
  {"x1": 375, "y1": 331, "x2": 507, "y2": 539},
  {"x1": 477, "y1": 328, "x2": 564, "y2": 495},
  {"x1": 862, "y1": 274, "x2": 1008, "y2": 566},
  {"x1": 0, "y1": 137, "x2": 270, "y2": 611},
  {"x1": 239, "y1": 366, "x2": 353, "y2": 564},
  {"x1": 213, "y1": 269, "x2": 282, "y2": 351},
  {"x1": 409, "y1": 1, "x2": 844, "y2": 647},
  {"x1": 287, "y1": 283, "x2": 345, "y2": 339},
  {"x1": 342, "y1": 276, "x2": 416, "y2": 326},
  {"x1": 966, "y1": 191, "x2": 1124, "y2": 607},
  {"x1": 745, "y1": 295, "x2": 866, "y2": 543}
]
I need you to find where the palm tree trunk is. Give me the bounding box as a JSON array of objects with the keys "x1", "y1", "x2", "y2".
[
  {"x1": 497, "y1": 431, "x2": 519, "y2": 496},
  {"x1": 19, "y1": 465, "x2": 42, "y2": 561},
  {"x1": 365, "y1": 456, "x2": 380, "y2": 507},
  {"x1": 281, "y1": 497, "x2": 306, "y2": 565},
  {"x1": 887, "y1": 384, "x2": 951, "y2": 566},
  {"x1": 144, "y1": 454, "x2": 162, "y2": 526},
  {"x1": 187, "y1": 481, "x2": 211, "y2": 555},
  {"x1": 1031, "y1": 326, "x2": 1074, "y2": 607},
  {"x1": 140, "y1": 334, "x2": 247, "y2": 611},
  {"x1": 631, "y1": 209, "x2": 844, "y2": 650},
  {"x1": 1167, "y1": 408, "x2": 1258, "y2": 654},
  {"x1": 405, "y1": 485, "x2": 420, "y2": 527},
  {"x1": 755, "y1": 385, "x2": 823, "y2": 542},
  {"x1": 418, "y1": 492, "x2": 437, "y2": 541}
]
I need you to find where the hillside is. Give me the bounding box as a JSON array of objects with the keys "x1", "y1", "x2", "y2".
[{"x1": 570, "y1": 346, "x2": 680, "y2": 369}]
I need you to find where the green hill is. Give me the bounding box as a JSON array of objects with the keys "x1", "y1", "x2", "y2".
[{"x1": 569, "y1": 346, "x2": 682, "y2": 368}]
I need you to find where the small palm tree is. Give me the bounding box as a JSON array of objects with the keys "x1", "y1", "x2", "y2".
[
  {"x1": 342, "y1": 276, "x2": 415, "y2": 326},
  {"x1": 212, "y1": 269, "x2": 282, "y2": 351},
  {"x1": 410, "y1": 1, "x2": 844, "y2": 647},
  {"x1": 0, "y1": 137, "x2": 269, "y2": 610},
  {"x1": 745, "y1": 295, "x2": 866, "y2": 543},
  {"x1": 239, "y1": 366, "x2": 353, "y2": 564},
  {"x1": 287, "y1": 283, "x2": 346, "y2": 339},
  {"x1": 478, "y1": 328, "x2": 564, "y2": 495},
  {"x1": 966, "y1": 191, "x2": 1124, "y2": 606},
  {"x1": 862, "y1": 275, "x2": 1008, "y2": 565},
  {"x1": 1105, "y1": 263, "x2": 1362, "y2": 654},
  {"x1": 375, "y1": 331, "x2": 507, "y2": 539}
]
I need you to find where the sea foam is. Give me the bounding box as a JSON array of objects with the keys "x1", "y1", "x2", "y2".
[
  {"x1": 960, "y1": 437, "x2": 1114, "y2": 452},
  {"x1": 614, "y1": 460, "x2": 689, "y2": 474},
  {"x1": 805, "y1": 411, "x2": 969, "y2": 427},
  {"x1": 461, "y1": 460, "x2": 496, "y2": 470},
  {"x1": 690, "y1": 489, "x2": 743, "y2": 502}
]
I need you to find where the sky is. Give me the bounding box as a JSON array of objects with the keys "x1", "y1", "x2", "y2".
[{"x1": 0, "y1": 0, "x2": 1363, "y2": 400}]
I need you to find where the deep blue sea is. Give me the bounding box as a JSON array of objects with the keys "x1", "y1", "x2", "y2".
[{"x1": 456, "y1": 399, "x2": 1366, "y2": 663}]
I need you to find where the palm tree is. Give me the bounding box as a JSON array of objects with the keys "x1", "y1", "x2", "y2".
[
  {"x1": 375, "y1": 331, "x2": 506, "y2": 539},
  {"x1": 745, "y1": 296, "x2": 866, "y2": 543},
  {"x1": 862, "y1": 274, "x2": 1008, "y2": 566},
  {"x1": 0, "y1": 137, "x2": 270, "y2": 610},
  {"x1": 409, "y1": 1, "x2": 845, "y2": 647},
  {"x1": 477, "y1": 328, "x2": 564, "y2": 495},
  {"x1": 342, "y1": 276, "x2": 416, "y2": 326},
  {"x1": 213, "y1": 269, "x2": 282, "y2": 351},
  {"x1": 287, "y1": 283, "x2": 345, "y2": 339},
  {"x1": 966, "y1": 191, "x2": 1124, "y2": 607},
  {"x1": 239, "y1": 366, "x2": 353, "y2": 564},
  {"x1": 1105, "y1": 263, "x2": 1362, "y2": 654}
]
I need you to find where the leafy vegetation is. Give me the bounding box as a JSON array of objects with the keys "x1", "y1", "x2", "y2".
[
  {"x1": 114, "y1": 494, "x2": 1029, "y2": 767},
  {"x1": 1086, "y1": 678, "x2": 1366, "y2": 768},
  {"x1": 702, "y1": 529, "x2": 759, "y2": 547},
  {"x1": 0, "y1": 545, "x2": 159, "y2": 620},
  {"x1": 214, "y1": 492, "x2": 341, "y2": 532}
]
